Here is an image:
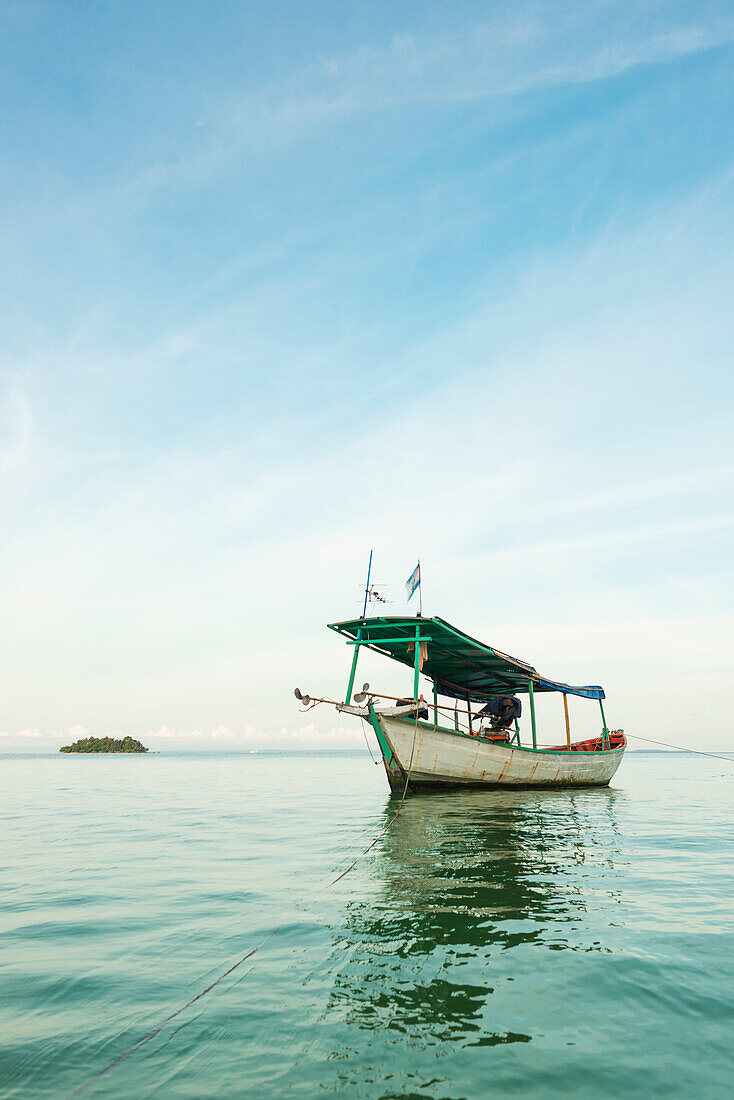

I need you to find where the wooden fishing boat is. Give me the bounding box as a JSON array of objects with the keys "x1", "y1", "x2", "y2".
[{"x1": 296, "y1": 615, "x2": 625, "y2": 793}]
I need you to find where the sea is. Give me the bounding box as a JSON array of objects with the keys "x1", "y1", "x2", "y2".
[{"x1": 1, "y1": 750, "x2": 733, "y2": 1099}]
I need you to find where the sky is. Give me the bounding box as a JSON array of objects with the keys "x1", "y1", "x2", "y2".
[{"x1": 1, "y1": 0, "x2": 733, "y2": 751}]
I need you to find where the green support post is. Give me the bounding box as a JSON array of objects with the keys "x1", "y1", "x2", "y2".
[
  {"x1": 514, "y1": 717, "x2": 520, "y2": 746},
  {"x1": 344, "y1": 640, "x2": 361, "y2": 705},
  {"x1": 528, "y1": 678, "x2": 537, "y2": 749},
  {"x1": 413, "y1": 624, "x2": 421, "y2": 700},
  {"x1": 599, "y1": 698, "x2": 609, "y2": 750},
  {"x1": 433, "y1": 685, "x2": 438, "y2": 726},
  {"x1": 367, "y1": 701, "x2": 392, "y2": 765},
  {"x1": 454, "y1": 704, "x2": 459, "y2": 731}
]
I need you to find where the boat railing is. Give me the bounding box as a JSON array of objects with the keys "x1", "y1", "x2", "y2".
[
  {"x1": 367, "y1": 691, "x2": 516, "y2": 742},
  {"x1": 367, "y1": 691, "x2": 616, "y2": 753}
]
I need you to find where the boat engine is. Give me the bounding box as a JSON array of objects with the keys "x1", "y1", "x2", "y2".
[{"x1": 478, "y1": 696, "x2": 522, "y2": 734}]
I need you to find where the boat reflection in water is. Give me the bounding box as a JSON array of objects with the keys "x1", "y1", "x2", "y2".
[{"x1": 319, "y1": 787, "x2": 623, "y2": 1094}]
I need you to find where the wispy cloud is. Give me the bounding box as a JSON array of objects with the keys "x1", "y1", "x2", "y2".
[
  {"x1": 1, "y1": 2, "x2": 733, "y2": 748},
  {"x1": 0, "y1": 722, "x2": 363, "y2": 750},
  {"x1": 23, "y1": 3, "x2": 733, "y2": 211},
  {"x1": 169, "y1": 9, "x2": 734, "y2": 200},
  {"x1": 0, "y1": 383, "x2": 33, "y2": 478},
  {"x1": 305, "y1": 11, "x2": 734, "y2": 108}
]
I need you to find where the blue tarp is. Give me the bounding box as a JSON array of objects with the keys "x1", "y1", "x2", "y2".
[
  {"x1": 536, "y1": 679, "x2": 605, "y2": 700},
  {"x1": 435, "y1": 678, "x2": 604, "y2": 702}
]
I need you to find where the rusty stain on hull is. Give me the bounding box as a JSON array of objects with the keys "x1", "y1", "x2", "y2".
[{"x1": 376, "y1": 715, "x2": 625, "y2": 790}]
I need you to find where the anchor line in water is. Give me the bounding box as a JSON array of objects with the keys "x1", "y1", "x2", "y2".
[
  {"x1": 360, "y1": 716, "x2": 381, "y2": 765},
  {"x1": 625, "y1": 733, "x2": 734, "y2": 765},
  {"x1": 67, "y1": 704, "x2": 421, "y2": 1098},
  {"x1": 66, "y1": 928, "x2": 281, "y2": 1099},
  {"x1": 327, "y1": 708, "x2": 418, "y2": 888}
]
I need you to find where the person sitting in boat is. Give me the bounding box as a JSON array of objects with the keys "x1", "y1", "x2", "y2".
[{"x1": 477, "y1": 696, "x2": 521, "y2": 740}]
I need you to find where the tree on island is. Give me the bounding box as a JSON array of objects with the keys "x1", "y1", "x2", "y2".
[{"x1": 59, "y1": 735, "x2": 149, "y2": 753}]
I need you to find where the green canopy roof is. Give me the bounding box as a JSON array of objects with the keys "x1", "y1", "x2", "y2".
[{"x1": 327, "y1": 616, "x2": 605, "y2": 701}]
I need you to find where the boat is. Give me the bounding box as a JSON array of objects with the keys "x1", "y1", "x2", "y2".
[{"x1": 295, "y1": 615, "x2": 625, "y2": 793}]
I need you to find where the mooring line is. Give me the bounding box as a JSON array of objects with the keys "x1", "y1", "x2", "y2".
[
  {"x1": 66, "y1": 928, "x2": 280, "y2": 1098},
  {"x1": 625, "y1": 733, "x2": 734, "y2": 764},
  {"x1": 66, "y1": 710, "x2": 421, "y2": 1098},
  {"x1": 329, "y1": 708, "x2": 419, "y2": 887},
  {"x1": 359, "y1": 716, "x2": 381, "y2": 765}
]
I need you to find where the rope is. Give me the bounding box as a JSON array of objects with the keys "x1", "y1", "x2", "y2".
[
  {"x1": 625, "y1": 732, "x2": 734, "y2": 764},
  {"x1": 325, "y1": 702, "x2": 420, "y2": 886},
  {"x1": 66, "y1": 701, "x2": 423, "y2": 1098},
  {"x1": 359, "y1": 717, "x2": 381, "y2": 765},
  {"x1": 66, "y1": 928, "x2": 280, "y2": 1098},
  {"x1": 400, "y1": 700, "x2": 420, "y2": 805}
]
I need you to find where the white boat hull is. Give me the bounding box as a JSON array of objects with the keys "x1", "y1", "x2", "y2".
[{"x1": 374, "y1": 714, "x2": 624, "y2": 791}]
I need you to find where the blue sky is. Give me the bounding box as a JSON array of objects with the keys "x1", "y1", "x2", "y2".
[{"x1": 1, "y1": 1, "x2": 733, "y2": 749}]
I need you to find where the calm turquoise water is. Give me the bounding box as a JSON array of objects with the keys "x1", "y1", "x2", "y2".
[{"x1": 1, "y1": 750, "x2": 733, "y2": 1099}]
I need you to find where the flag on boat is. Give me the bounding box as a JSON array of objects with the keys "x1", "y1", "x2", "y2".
[{"x1": 405, "y1": 562, "x2": 420, "y2": 601}]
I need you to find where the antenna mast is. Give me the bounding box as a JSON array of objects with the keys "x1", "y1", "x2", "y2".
[{"x1": 361, "y1": 550, "x2": 373, "y2": 619}]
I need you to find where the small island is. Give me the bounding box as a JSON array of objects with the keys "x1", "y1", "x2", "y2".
[{"x1": 59, "y1": 736, "x2": 149, "y2": 753}]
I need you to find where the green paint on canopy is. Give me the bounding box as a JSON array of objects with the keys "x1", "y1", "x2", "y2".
[{"x1": 327, "y1": 616, "x2": 605, "y2": 701}]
